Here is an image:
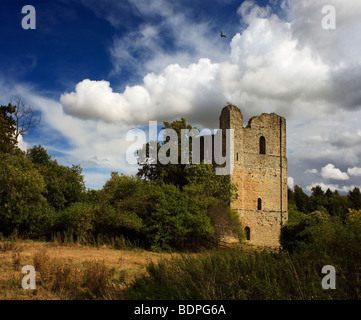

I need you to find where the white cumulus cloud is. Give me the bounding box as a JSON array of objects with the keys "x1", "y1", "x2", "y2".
[
  {"x1": 61, "y1": 0, "x2": 334, "y2": 127},
  {"x1": 321, "y1": 163, "x2": 349, "y2": 180},
  {"x1": 348, "y1": 167, "x2": 361, "y2": 177},
  {"x1": 61, "y1": 58, "x2": 226, "y2": 127}
]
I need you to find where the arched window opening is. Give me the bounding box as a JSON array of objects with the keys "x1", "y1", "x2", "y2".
[
  {"x1": 236, "y1": 152, "x2": 239, "y2": 161},
  {"x1": 260, "y1": 136, "x2": 266, "y2": 154},
  {"x1": 244, "y1": 227, "x2": 250, "y2": 241},
  {"x1": 257, "y1": 198, "x2": 262, "y2": 210}
]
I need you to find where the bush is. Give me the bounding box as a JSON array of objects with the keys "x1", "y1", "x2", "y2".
[{"x1": 61, "y1": 202, "x2": 96, "y2": 245}]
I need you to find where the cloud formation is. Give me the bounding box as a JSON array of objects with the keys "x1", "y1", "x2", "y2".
[
  {"x1": 61, "y1": 0, "x2": 341, "y2": 128},
  {"x1": 321, "y1": 164, "x2": 349, "y2": 180},
  {"x1": 5, "y1": 0, "x2": 361, "y2": 192},
  {"x1": 306, "y1": 182, "x2": 358, "y2": 193},
  {"x1": 348, "y1": 167, "x2": 361, "y2": 177},
  {"x1": 57, "y1": 0, "x2": 361, "y2": 191},
  {"x1": 61, "y1": 58, "x2": 226, "y2": 126}
]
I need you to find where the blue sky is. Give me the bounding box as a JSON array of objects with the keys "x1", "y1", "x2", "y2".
[{"x1": 1, "y1": 0, "x2": 361, "y2": 193}]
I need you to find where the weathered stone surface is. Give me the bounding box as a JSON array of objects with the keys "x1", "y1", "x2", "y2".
[{"x1": 220, "y1": 104, "x2": 288, "y2": 247}]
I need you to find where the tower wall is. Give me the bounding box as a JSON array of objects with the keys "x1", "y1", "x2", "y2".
[{"x1": 220, "y1": 105, "x2": 288, "y2": 247}]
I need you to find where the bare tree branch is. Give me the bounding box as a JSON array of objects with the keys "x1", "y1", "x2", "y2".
[{"x1": 10, "y1": 97, "x2": 41, "y2": 140}]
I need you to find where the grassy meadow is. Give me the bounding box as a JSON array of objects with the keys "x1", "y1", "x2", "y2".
[{"x1": 0, "y1": 237, "x2": 182, "y2": 300}]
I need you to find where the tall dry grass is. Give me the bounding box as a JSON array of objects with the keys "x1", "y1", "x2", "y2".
[{"x1": 0, "y1": 239, "x2": 177, "y2": 300}]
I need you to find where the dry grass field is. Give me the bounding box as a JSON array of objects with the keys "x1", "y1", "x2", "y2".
[{"x1": 0, "y1": 239, "x2": 184, "y2": 300}]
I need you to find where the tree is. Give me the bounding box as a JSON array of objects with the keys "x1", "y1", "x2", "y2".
[
  {"x1": 141, "y1": 182, "x2": 215, "y2": 251},
  {"x1": 0, "y1": 103, "x2": 17, "y2": 154},
  {"x1": 348, "y1": 187, "x2": 361, "y2": 210},
  {"x1": 137, "y1": 118, "x2": 197, "y2": 188},
  {"x1": 308, "y1": 185, "x2": 327, "y2": 212},
  {"x1": 10, "y1": 97, "x2": 41, "y2": 141},
  {"x1": 293, "y1": 185, "x2": 309, "y2": 213},
  {"x1": 288, "y1": 187, "x2": 295, "y2": 204},
  {"x1": 0, "y1": 98, "x2": 40, "y2": 154},
  {"x1": 0, "y1": 153, "x2": 53, "y2": 237},
  {"x1": 185, "y1": 163, "x2": 240, "y2": 243},
  {"x1": 26, "y1": 144, "x2": 52, "y2": 167},
  {"x1": 327, "y1": 193, "x2": 348, "y2": 218},
  {"x1": 26, "y1": 145, "x2": 86, "y2": 211}
]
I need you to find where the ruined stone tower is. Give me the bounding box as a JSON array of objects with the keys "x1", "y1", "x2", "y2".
[{"x1": 220, "y1": 104, "x2": 288, "y2": 247}]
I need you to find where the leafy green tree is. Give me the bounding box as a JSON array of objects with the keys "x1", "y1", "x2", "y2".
[
  {"x1": 0, "y1": 153, "x2": 54, "y2": 237},
  {"x1": 328, "y1": 194, "x2": 348, "y2": 218},
  {"x1": 287, "y1": 202, "x2": 307, "y2": 225},
  {"x1": 27, "y1": 144, "x2": 52, "y2": 167},
  {"x1": 288, "y1": 187, "x2": 295, "y2": 205},
  {"x1": 308, "y1": 185, "x2": 327, "y2": 212},
  {"x1": 142, "y1": 183, "x2": 214, "y2": 251},
  {"x1": 99, "y1": 171, "x2": 220, "y2": 250},
  {"x1": 61, "y1": 202, "x2": 96, "y2": 244},
  {"x1": 186, "y1": 163, "x2": 237, "y2": 204},
  {"x1": 323, "y1": 189, "x2": 348, "y2": 218},
  {"x1": 0, "y1": 103, "x2": 17, "y2": 154},
  {"x1": 293, "y1": 185, "x2": 309, "y2": 213},
  {"x1": 27, "y1": 145, "x2": 86, "y2": 211},
  {"x1": 91, "y1": 172, "x2": 152, "y2": 245},
  {"x1": 137, "y1": 118, "x2": 196, "y2": 188},
  {"x1": 347, "y1": 187, "x2": 361, "y2": 210}
]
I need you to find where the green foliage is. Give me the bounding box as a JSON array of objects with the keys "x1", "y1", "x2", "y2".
[
  {"x1": 347, "y1": 208, "x2": 361, "y2": 225},
  {"x1": 0, "y1": 103, "x2": 17, "y2": 154},
  {"x1": 26, "y1": 145, "x2": 86, "y2": 211},
  {"x1": 348, "y1": 187, "x2": 361, "y2": 210},
  {"x1": 293, "y1": 185, "x2": 309, "y2": 213},
  {"x1": 98, "y1": 163, "x2": 239, "y2": 251},
  {"x1": 185, "y1": 163, "x2": 237, "y2": 204},
  {"x1": 61, "y1": 202, "x2": 96, "y2": 244},
  {"x1": 137, "y1": 118, "x2": 196, "y2": 188},
  {"x1": 287, "y1": 202, "x2": 307, "y2": 225},
  {"x1": 281, "y1": 211, "x2": 332, "y2": 254},
  {"x1": 0, "y1": 153, "x2": 54, "y2": 237},
  {"x1": 26, "y1": 144, "x2": 52, "y2": 167},
  {"x1": 125, "y1": 205, "x2": 361, "y2": 299},
  {"x1": 101, "y1": 172, "x2": 215, "y2": 251},
  {"x1": 282, "y1": 208, "x2": 361, "y2": 266},
  {"x1": 288, "y1": 187, "x2": 295, "y2": 204},
  {"x1": 289, "y1": 185, "x2": 349, "y2": 218},
  {"x1": 325, "y1": 192, "x2": 348, "y2": 218},
  {"x1": 185, "y1": 163, "x2": 241, "y2": 243},
  {"x1": 143, "y1": 183, "x2": 214, "y2": 251},
  {"x1": 308, "y1": 185, "x2": 327, "y2": 212},
  {"x1": 0, "y1": 117, "x2": 238, "y2": 251}
]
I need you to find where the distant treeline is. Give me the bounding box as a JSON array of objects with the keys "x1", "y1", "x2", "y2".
[{"x1": 288, "y1": 184, "x2": 361, "y2": 220}]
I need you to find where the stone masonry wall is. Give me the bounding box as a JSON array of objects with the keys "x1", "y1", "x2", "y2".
[{"x1": 220, "y1": 104, "x2": 288, "y2": 247}]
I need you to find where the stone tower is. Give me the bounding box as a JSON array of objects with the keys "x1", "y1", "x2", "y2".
[{"x1": 220, "y1": 104, "x2": 288, "y2": 247}]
